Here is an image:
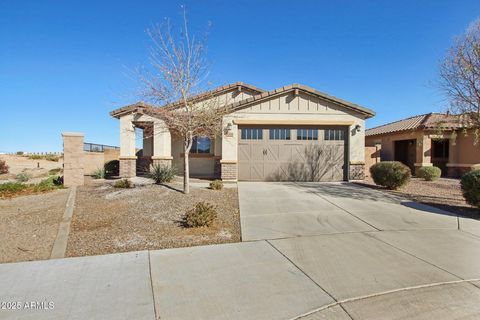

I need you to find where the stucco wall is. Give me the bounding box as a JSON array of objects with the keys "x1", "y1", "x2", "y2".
[
  {"x1": 84, "y1": 149, "x2": 120, "y2": 175},
  {"x1": 222, "y1": 91, "x2": 368, "y2": 164},
  {"x1": 366, "y1": 130, "x2": 425, "y2": 164},
  {"x1": 171, "y1": 136, "x2": 215, "y2": 177},
  {"x1": 453, "y1": 129, "x2": 480, "y2": 164}
]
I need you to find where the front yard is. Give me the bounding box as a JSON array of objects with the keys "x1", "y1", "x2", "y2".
[
  {"x1": 358, "y1": 177, "x2": 479, "y2": 219},
  {"x1": 65, "y1": 179, "x2": 241, "y2": 257}
]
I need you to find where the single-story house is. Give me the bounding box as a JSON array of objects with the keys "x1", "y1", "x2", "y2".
[
  {"x1": 110, "y1": 82, "x2": 375, "y2": 181},
  {"x1": 365, "y1": 113, "x2": 480, "y2": 177}
]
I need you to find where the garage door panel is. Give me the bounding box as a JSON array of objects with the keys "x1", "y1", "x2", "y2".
[{"x1": 238, "y1": 127, "x2": 346, "y2": 182}]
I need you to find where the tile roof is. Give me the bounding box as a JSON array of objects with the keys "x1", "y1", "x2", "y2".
[
  {"x1": 366, "y1": 113, "x2": 464, "y2": 136},
  {"x1": 110, "y1": 82, "x2": 264, "y2": 118},
  {"x1": 228, "y1": 84, "x2": 375, "y2": 118}
]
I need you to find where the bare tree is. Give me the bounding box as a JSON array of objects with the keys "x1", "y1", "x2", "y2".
[
  {"x1": 137, "y1": 8, "x2": 227, "y2": 193},
  {"x1": 439, "y1": 18, "x2": 480, "y2": 127}
]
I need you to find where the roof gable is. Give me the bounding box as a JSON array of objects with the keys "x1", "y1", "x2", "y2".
[{"x1": 227, "y1": 84, "x2": 375, "y2": 118}]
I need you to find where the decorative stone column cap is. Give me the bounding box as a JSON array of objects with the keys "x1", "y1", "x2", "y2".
[
  {"x1": 220, "y1": 160, "x2": 237, "y2": 164},
  {"x1": 151, "y1": 156, "x2": 173, "y2": 160},
  {"x1": 62, "y1": 132, "x2": 84, "y2": 137},
  {"x1": 119, "y1": 156, "x2": 138, "y2": 160}
]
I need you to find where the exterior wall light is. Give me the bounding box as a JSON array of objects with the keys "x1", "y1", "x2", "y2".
[
  {"x1": 355, "y1": 124, "x2": 361, "y2": 133},
  {"x1": 224, "y1": 122, "x2": 233, "y2": 135}
]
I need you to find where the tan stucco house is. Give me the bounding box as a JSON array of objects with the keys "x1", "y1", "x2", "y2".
[
  {"x1": 110, "y1": 82, "x2": 375, "y2": 181},
  {"x1": 365, "y1": 113, "x2": 480, "y2": 177}
]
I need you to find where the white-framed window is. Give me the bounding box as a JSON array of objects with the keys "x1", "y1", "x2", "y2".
[
  {"x1": 324, "y1": 129, "x2": 345, "y2": 141},
  {"x1": 297, "y1": 128, "x2": 318, "y2": 140},
  {"x1": 269, "y1": 128, "x2": 291, "y2": 140},
  {"x1": 241, "y1": 128, "x2": 263, "y2": 140}
]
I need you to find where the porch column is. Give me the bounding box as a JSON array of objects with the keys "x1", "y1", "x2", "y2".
[
  {"x1": 151, "y1": 120, "x2": 172, "y2": 167},
  {"x1": 119, "y1": 114, "x2": 137, "y2": 177},
  {"x1": 220, "y1": 116, "x2": 238, "y2": 181},
  {"x1": 447, "y1": 134, "x2": 459, "y2": 177},
  {"x1": 414, "y1": 133, "x2": 432, "y2": 175}
]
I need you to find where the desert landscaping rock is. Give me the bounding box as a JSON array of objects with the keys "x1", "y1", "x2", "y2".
[
  {"x1": 0, "y1": 189, "x2": 69, "y2": 263},
  {"x1": 66, "y1": 182, "x2": 240, "y2": 257}
]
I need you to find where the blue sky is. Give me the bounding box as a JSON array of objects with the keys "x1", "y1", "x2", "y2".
[{"x1": 1, "y1": 1, "x2": 479, "y2": 152}]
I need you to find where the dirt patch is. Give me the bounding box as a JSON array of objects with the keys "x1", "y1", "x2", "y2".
[
  {"x1": 66, "y1": 182, "x2": 241, "y2": 257},
  {"x1": 0, "y1": 189, "x2": 69, "y2": 263},
  {"x1": 0, "y1": 154, "x2": 63, "y2": 183},
  {"x1": 357, "y1": 177, "x2": 479, "y2": 219}
]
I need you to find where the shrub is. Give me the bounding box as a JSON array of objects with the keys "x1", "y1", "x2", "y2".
[
  {"x1": 104, "y1": 160, "x2": 119, "y2": 177},
  {"x1": 184, "y1": 202, "x2": 218, "y2": 228},
  {"x1": 461, "y1": 170, "x2": 480, "y2": 208},
  {"x1": 0, "y1": 160, "x2": 8, "y2": 174},
  {"x1": 209, "y1": 180, "x2": 223, "y2": 190},
  {"x1": 0, "y1": 182, "x2": 28, "y2": 194},
  {"x1": 48, "y1": 168, "x2": 62, "y2": 175},
  {"x1": 91, "y1": 168, "x2": 105, "y2": 179},
  {"x1": 33, "y1": 176, "x2": 63, "y2": 192},
  {"x1": 417, "y1": 166, "x2": 441, "y2": 181},
  {"x1": 114, "y1": 178, "x2": 132, "y2": 189},
  {"x1": 149, "y1": 164, "x2": 177, "y2": 184},
  {"x1": 28, "y1": 154, "x2": 43, "y2": 160},
  {"x1": 16, "y1": 151, "x2": 24, "y2": 155},
  {"x1": 45, "y1": 154, "x2": 60, "y2": 162},
  {"x1": 370, "y1": 161, "x2": 411, "y2": 190},
  {"x1": 16, "y1": 173, "x2": 30, "y2": 182}
]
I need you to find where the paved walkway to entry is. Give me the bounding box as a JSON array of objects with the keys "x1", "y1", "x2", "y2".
[{"x1": 1, "y1": 182, "x2": 480, "y2": 319}]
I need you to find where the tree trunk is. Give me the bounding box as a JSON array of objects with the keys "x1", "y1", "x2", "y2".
[{"x1": 183, "y1": 146, "x2": 190, "y2": 194}]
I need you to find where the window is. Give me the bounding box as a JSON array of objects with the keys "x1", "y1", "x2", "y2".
[
  {"x1": 190, "y1": 136, "x2": 211, "y2": 154},
  {"x1": 241, "y1": 128, "x2": 263, "y2": 140},
  {"x1": 324, "y1": 129, "x2": 345, "y2": 141},
  {"x1": 432, "y1": 139, "x2": 449, "y2": 158},
  {"x1": 269, "y1": 128, "x2": 291, "y2": 140},
  {"x1": 297, "y1": 128, "x2": 318, "y2": 140}
]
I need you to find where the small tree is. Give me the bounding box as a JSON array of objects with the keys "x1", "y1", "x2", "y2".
[
  {"x1": 137, "y1": 9, "x2": 228, "y2": 193},
  {"x1": 439, "y1": 19, "x2": 480, "y2": 128}
]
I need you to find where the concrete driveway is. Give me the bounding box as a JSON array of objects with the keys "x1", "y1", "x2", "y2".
[{"x1": 1, "y1": 182, "x2": 480, "y2": 320}]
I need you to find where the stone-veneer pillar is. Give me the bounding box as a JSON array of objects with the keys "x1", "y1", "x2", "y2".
[
  {"x1": 349, "y1": 161, "x2": 365, "y2": 180},
  {"x1": 119, "y1": 156, "x2": 137, "y2": 177},
  {"x1": 62, "y1": 132, "x2": 85, "y2": 187},
  {"x1": 220, "y1": 160, "x2": 237, "y2": 181},
  {"x1": 151, "y1": 156, "x2": 173, "y2": 167}
]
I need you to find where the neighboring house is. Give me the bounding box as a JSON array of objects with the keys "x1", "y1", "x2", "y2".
[
  {"x1": 365, "y1": 113, "x2": 480, "y2": 177},
  {"x1": 110, "y1": 82, "x2": 375, "y2": 182}
]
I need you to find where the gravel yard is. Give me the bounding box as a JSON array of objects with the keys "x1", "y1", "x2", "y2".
[
  {"x1": 357, "y1": 177, "x2": 479, "y2": 219},
  {"x1": 66, "y1": 180, "x2": 241, "y2": 257},
  {"x1": 0, "y1": 189, "x2": 69, "y2": 263}
]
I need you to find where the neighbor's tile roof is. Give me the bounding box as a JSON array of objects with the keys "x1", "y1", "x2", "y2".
[{"x1": 366, "y1": 113, "x2": 464, "y2": 136}]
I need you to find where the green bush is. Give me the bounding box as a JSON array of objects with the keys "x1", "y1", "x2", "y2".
[
  {"x1": 0, "y1": 182, "x2": 28, "y2": 193},
  {"x1": 417, "y1": 166, "x2": 441, "y2": 181},
  {"x1": 28, "y1": 154, "x2": 43, "y2": 160},
  {"x1": 184, "y1": 202, "x2": 218, "y2": 228},
  {"x1": 209, "y1": 180, "x2": 223, "y2": 190},
  {"x1": 45, "y1": 154, "x2": 60, "y2": 162},
  {"x1": 370, "y1": 161, "x2": 411, "y2": 190},
  {"x1": 91, "y1": 168, "x2": 105, "y2": 179},
  {"x1": 33, "y1": 176, "x2": 63, "y2": 192},
  {"x1": 104, "y1": 160, "x2": 119, "y2": 177},
  {"x1": 114, "y1": 178, "x2": 132, "y2": 188},
  {"x1": 461, "y1": 170, "x2": 480, "y2": 208},
  {"x1": 149, "y1": 164, "x2": 177, "y2": 184},
  {"x1": 16, "y1": 151, "x2": 24, "y2": 155},
  {"x1": 16, "y1": 173, "x2": 30, "y2": 182},
  {"x1": 0, "y1": 160, "x2": 8, "y2": 174}
]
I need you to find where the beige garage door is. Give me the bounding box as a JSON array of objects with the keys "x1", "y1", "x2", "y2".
[{"x1": 238, "y1": 126, "x2": 347, "y2": 181}]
